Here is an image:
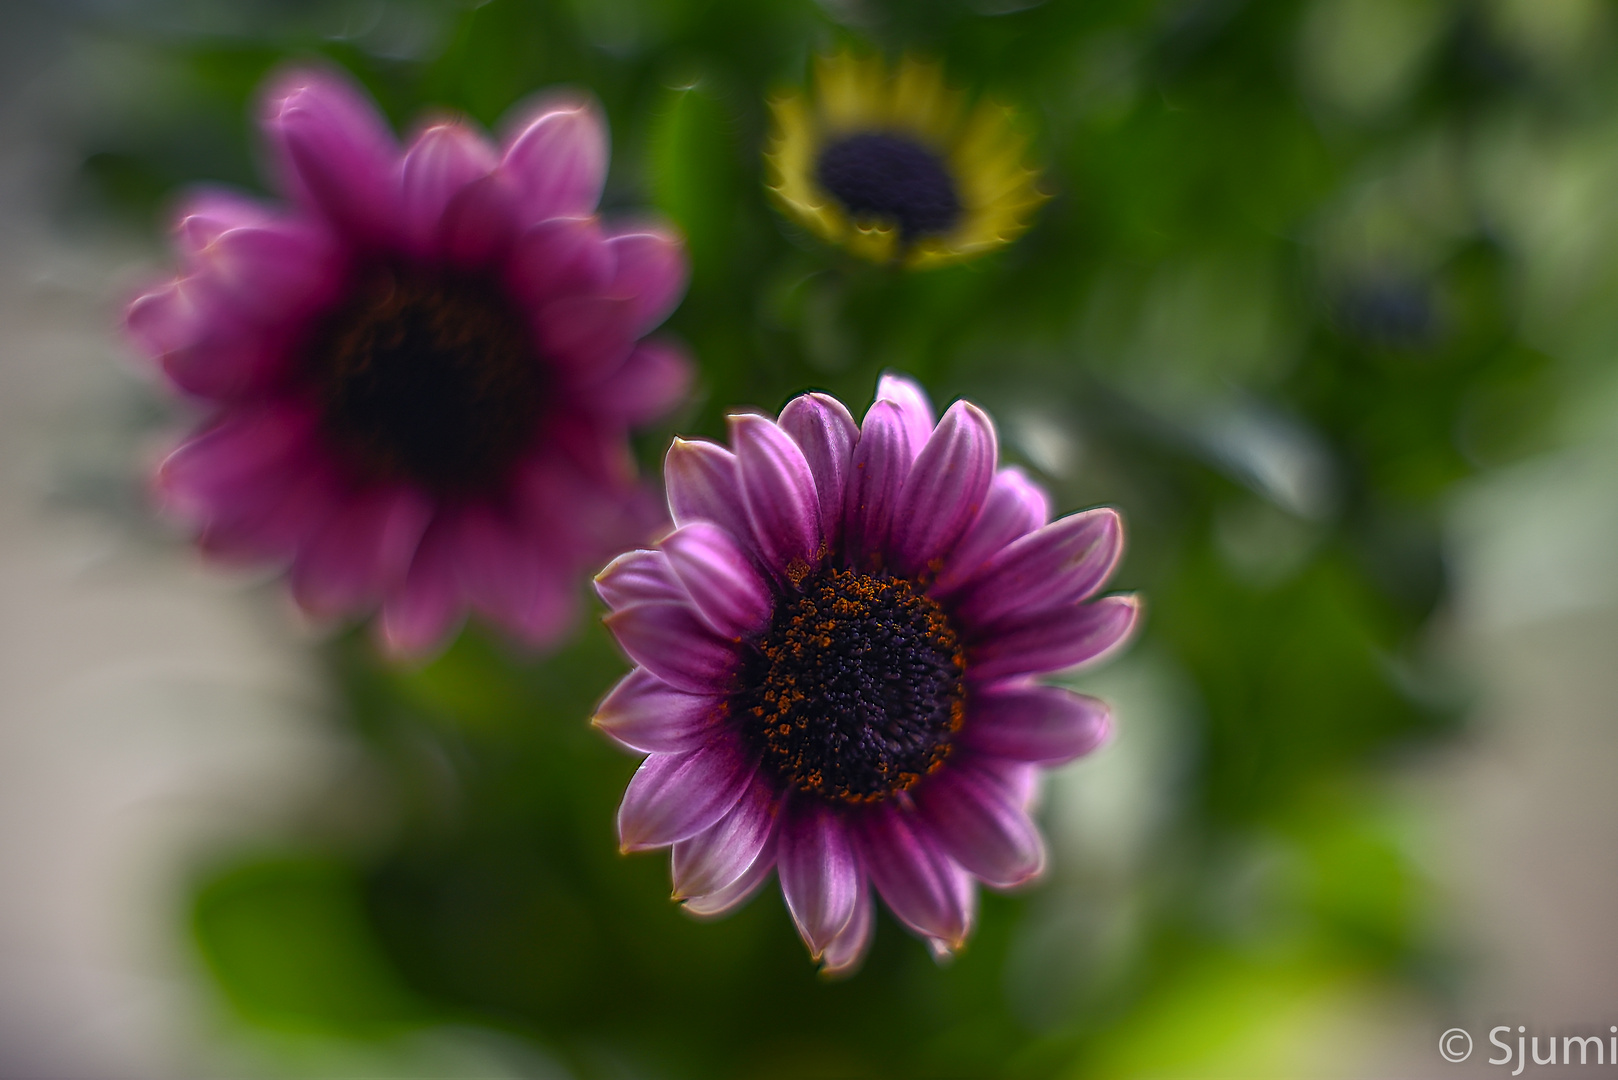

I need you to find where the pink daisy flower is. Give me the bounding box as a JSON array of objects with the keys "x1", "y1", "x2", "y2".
[
  {"x1": 124, "y1": 67, "x2": 691, "y2": 656},
  {"x1": 595, "y1": 375, "x2": 1139, "y2": 974}
]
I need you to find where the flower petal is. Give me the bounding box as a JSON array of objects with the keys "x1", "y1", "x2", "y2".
[
  {"x1": 683, "y1": 832, "x2": 777, "y2": 918},
  {"x1": 186, "y1": 219, "x2": 341, "y2": 324},
  {"x1": 260, "y1": 67, "x2": 402, "y2": 246},
  {"x1": 660, "y1": 522, "x2": 773, "y2": 638},
  {"x1": 593, "y1": 668, "x2": 724, "y2": 754},
  {"x1": 617, "y1": 743, "x2": 759, "y2": 852},
  {"x1": 874, "y1": 373, "x2": 935, "y2": 452},
  {"x1": 842, "y1": 399, "x2": 914, "y2": 572},
  {"x1": 172, "y1": 189, "x2": 275, "y2": 260},
  {"x1": 501, "y1": 96, "x2": 608, "y2": 221},
  {"x1": 959, "y1": 683, "x2": 1112, "y2": 764},
  {"x1": 777, "y1": 392, "x2": 858, "y2": 551},
  {"x1": 289, "y1": 485, "x2": 432, "y2": 618},
  {"x1": 818, "y1": 872, "x2": 873, "y2": 977},
  {"x1": 156, "y1": 404, "x2": 319, "y2": 524},
  {"x1": 400, "y1": 120, "x2": 498, "y2": 255},
  {"x1": 377, "y1": 515, "x2": 468, "y2": 658},
  {"x1": 595, "y1": 548, "x2": 686, "y2": 610},
  {"x1": 439, "y1": 172, "x2": 520, "y2": 269},
  {"x1": 672, "y1": 780, "x2": 778, "y2": 899},
  {"x1": 856, "y1": 805, "x2": 975, "y2": 951},
  {"x1": 933, "y1": 467, "x2": 1051, "y2": 597},
  {"x1": 533, "y1": 294, "x2": 636, "y2": 382},
  {"x1": 665, "y1": 438, "x2": 756, "y2": 557},
  {"x1": 967, "y1": 594, "x2": 1142, "y2": 681},
  {"x1": 915, "y1": 761, "x2": 1046, "y2": 889},
  {"x1": 777, "y1": 798, "x2": 861, "y2": 957},
  {"x1": 581, "y1": 339, "x2": 692, "y2": 425},
  {"x1": 604, "y1": 601, "x2": 740, "y2": 693},
  {"x1": 731, "y1": 413, "x2": 821, "y2": 576},
  {"x1": 506, "y1": 217, "x2": 613, "y2": 305},
  {"x1": 952, "y1": 508, "x2": 1124, "y2": 630},
  {"x1": 605, "y1": 226, "x2": 689, "y2": 334},
  {"x1": 891, "y1": 400, "x2": 997, "y2": 575}
]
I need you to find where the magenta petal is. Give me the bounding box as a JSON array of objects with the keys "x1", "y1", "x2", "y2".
[
  {"x1": 777, "y1": 392, "x2": 858, "y2": 550},
  {"x1": 874, "y1": 373, "x2": 935, "y2": 452},
  {"x1": 595, "y1": 669, "x2": 725, "y2": 754},
  {"x1": 125, "y1": 279, "x2": 203, "y2": 363},
  {"x1": 289, "y1": 485, "x2": 432, "y2": 618},
  {"x1": 583, "y1": 339, "x2": 692, "y2": 425},
  {"x1": 684, "y1": 833, "x2": 777, "y2": 918},
  {"x1": 188, "y1": 220, "x2": 339, "y2": 324},
  {"x1": 960, "y1": 683, "x2": 1112, "y2": 764},
  {"x1": 731, "y1": 414, "x2": 822, "y2": 576},
  {"x1": 856, "y1": 805, "x2": 975, "y2": 950},
  {"x1": 506, "y1": 217, "x2": 613, "y2": 304},
  {"x1": 173, "y1": 189, "x2": 274, "y2": 263},
  {"x1": 916, "y1": 762, "x2": 1046, "y2": 889},
  {"x1": 660, "y1": 522, "x2": 773, "y2": 638},
  {"x1": 501, "y1": 97, "x2": 608, "y2": 221},
  {"x1": 595, "y1": 549, "x2": 687, "y2": 610},
  {"x1": 261, "y1": 67, "x2": 402, "y2": 245},
  {"x1": 400, "y1": 121, "x2": 498, "y2": 255},
  {"x1": 891, "y1": 400, "x2": 998, "y2": 575},
  {"x1": 534, "y1": 294, "x2": 635, "y2": 381},
  {"x1": 818, "y1": 873, "x2": 873, "y2": 977},
  {"x1": 968, "y1": 594, "x2": 1142, "y2": 680},
  {"x1": 933, "y1": 467, "x2": 1051, "y2": 598},
  {"x1": 605, "y1": 226, "x2": 689, "y2": 334},
  {"x1": 672, "y1": 780, "x2": 777, "y2": 899},
  {"x1": 378, "y1": 515, "x2": 468, "y2": 658},
  {"x1": 953, "y1": 508, "x2": 1125, "y2": 629},
  {"x1": 778, "y1": 799, "x2": 861, "y2": 956},
  {"x1": 842, "y1": 399, "x2": 914, "y2": 572},
  {"x1": 665, "y1": 439, "x2": 756, "y2": 558},
  {"x1": 604, "y1": 601, "x2": 740, "y2": 694},
  {"x1": 157, "y1": 405, "x2": 318, "y2": 522},
  {"x1": 617, "y1": 743, "x2": 759, "y2": 851},
  {"x1": 439, "y1": 172, "x2": 520, "y2": 269}
]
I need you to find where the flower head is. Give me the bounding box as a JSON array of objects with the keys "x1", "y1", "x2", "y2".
[
  {"x1": 765, "y1": 53, "x2": 1046, "y2": 268},
  {"x1": 595, "y1": 375, "x2": 1138, "y2": 974},
  {"x1": 125, "y1": 67, "x2": 691, "y2": 657}
]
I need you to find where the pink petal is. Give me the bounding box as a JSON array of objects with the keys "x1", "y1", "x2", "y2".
[
  {"x1": 617, "y1": 743, "x2": 759, "y2": 852},
  {"x1": 819, "y1": 873, "x2": 873, "y2": 977},
  {"x1": 960, "y1": 683, "x2": 1112, "y2": 764},
  {"x1": 660, "y1": 522, "x2": 773, "y2": 638},
  {"x1": 968, "y1": 594, "x2": 1142, "y2": 681},
  {"x1": 260, "y1": 67, "x2": 402, "y2": 246},
  {"x1": 533, "y1": 294, "x2": 636, "y2": 383},
  {"x1": 915, "y1": 761, "x2": 1046, "y2": 889},
  {"x1": 664, "y1": 438, "x2": 756, "y2": 558},
  {"x1": 932, "y1": 467, "x2": 1051, "y2": 597},
  {"x1": 505, "y1": 217, "x2": 613, "y2": 306},
  {"x1": 604, "y1": 226, "x2": 688, "y2": 334},
  {"x1": 377, "y1": 515, "x2": 468, "y2": 658},
  {"x1": 952, "y1": 508, "x2": 1124, "y2": 630},
  {"x1": 604, "y1": 601, "x2": 740, "y2": 694},
  {"x1": 191, "y1": 458, "x2": 342, "y2": 565},
  {"x1": 449, "y1": 509, "x2": 578, "y2": 650},
  {"x1": 580, "y1": 339, "x2": 692, "y2": 425},
  {"x1": 841, "y1": 399, "x2": 914, "y2": 572},
  {"x1": 127, "y1": 280, "x2": 292, "y2": 401},
  {"x1": 399, "y1": 120, "x2": 498, "y2": 256},
  {"x1": 289, "y1": 484, "x2": 432, "y2": 618},
  {"x1": 856, "y1": 805, "x2": 975, "y2": 951},
  {"x1": 594, "y1": 669, "x2": 725, "y2": 754},
  {"x1": 671, "y1": 780, "x2": 778, "y2": 899},
  {"x1": 186, "y1": 219, "x2": 341, "y2": 324},
  {"x1": 125, "y1": 278, "x2": 203, "y2": 363},
  {"x1": 439, "y1": 172, "x2": 520, "y2": 269},
  {"x1": 874, "y1": 373, "x2": 935, "y2": 453},
  {"x1": 777, "y1": 798, "x2": 861, "y2": 957},
  {"x1": 777, "y1": 392, "x2": 858, "y2": 551},
  {"x1": 731, "y1": 414, "x2": 822, "y2": 577},
  {"x1": 595, "y1": 548, "x2": 687, "y2": 610},
  {"x1": 172, "y1": 189, "x2": 275, "y2": 263},
  {"x1": 683, "y1": 833, "x2": 777, "y2": 918},
  {"x1": 501, "y1": 96, "x2": 608, "y2": 222},
  {"x1": 156, "y1": 404, "x2": 319, "y2": 523},
  {"x1": 890, "y1": 400, "x2": 998, "y2": 575}
]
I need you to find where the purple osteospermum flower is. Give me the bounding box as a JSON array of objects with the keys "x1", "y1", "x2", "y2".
[
  {"x1": 124, "y1": 67, "x2": 691, "y2": 656},
  {"x1": 594, "y1": 374, "x2": 1139, "y2": 974}
]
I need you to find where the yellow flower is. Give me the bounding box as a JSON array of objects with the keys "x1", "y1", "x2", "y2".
[{"x1": 765, "y1": 51, "x2": 1046, "y2": 269}]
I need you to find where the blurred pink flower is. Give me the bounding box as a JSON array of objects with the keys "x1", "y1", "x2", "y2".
[
  {"x1": 595, "y1": 375, "x2": 1138, "y2": 975},
  {"x1": 125, "y1": 67, "x2": 691, "y2": 657}
]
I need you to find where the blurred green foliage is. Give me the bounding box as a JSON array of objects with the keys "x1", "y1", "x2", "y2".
[{"x1": 70, "y1": 0, "x2": 1618, "y2": 1074}]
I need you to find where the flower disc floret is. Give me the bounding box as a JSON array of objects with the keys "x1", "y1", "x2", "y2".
[
  {"x1": 595, "y1": 374, "x2": 1139, "y2": 975},
  {"x1": 124, "y1": 67, "x2": 692, "y2": 657}
]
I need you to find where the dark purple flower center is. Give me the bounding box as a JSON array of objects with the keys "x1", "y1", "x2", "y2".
[
  {"x1": 815, "y1": 132, "x2": 962, "y2": 242},
  {"x1": 735, "y1": 566, "x2": 965, "y2": 803},
  {"x1": 307, "y1": 264, "x2": 544, "y2": 495}
]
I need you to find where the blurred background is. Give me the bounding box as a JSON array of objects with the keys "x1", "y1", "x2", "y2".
[{"x1": 2, "y1": 0, "x2": 1617, "y2": 1076}]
